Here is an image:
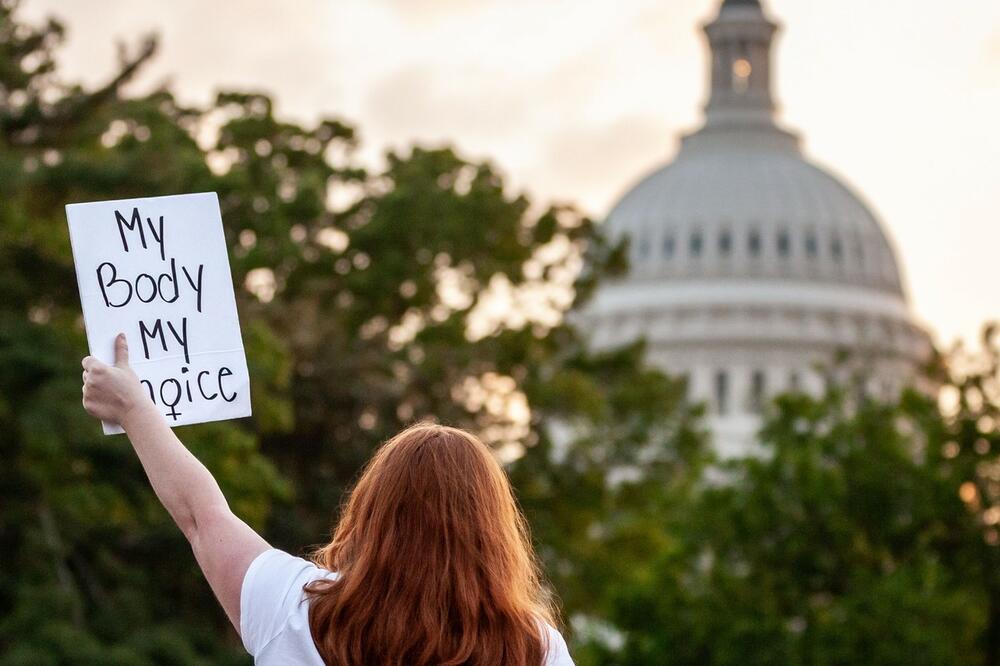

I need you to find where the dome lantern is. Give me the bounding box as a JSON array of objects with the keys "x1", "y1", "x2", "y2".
[{"x1": 704, "y1": 0, "x2": 779, "y2": 131}]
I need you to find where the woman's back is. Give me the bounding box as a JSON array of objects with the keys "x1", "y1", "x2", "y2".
[
  {"x1": 246, "y1": 424, "x2": 573, "y2": 665},
  {"x1": 240, "y1": 549, "x2": 573, "y2": 665}
]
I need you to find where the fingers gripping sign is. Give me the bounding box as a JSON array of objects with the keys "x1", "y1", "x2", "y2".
[
  {"x1": 81, "y1": 333, "x2": 148, "y2": 426},
  {"x1": 115, "y1": 331, "x2": 129, "y2": 367}
]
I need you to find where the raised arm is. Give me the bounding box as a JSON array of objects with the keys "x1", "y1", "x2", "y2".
[{"x1": 81, "y1": 333, "x2": 269, "y2": 633}]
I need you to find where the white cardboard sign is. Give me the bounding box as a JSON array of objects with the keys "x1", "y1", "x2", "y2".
[{"x1": 66, "y1": 192, "x2": 251, "y2": 434}]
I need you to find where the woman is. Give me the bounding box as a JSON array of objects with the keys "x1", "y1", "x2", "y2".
[{"x1": 81, "y1": 334, "x2": 573, "y2": 665}]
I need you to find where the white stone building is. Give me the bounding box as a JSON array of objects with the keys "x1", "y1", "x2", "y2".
[{"x1": 580, "y1": 0, "x2": 931, "y2": 457}]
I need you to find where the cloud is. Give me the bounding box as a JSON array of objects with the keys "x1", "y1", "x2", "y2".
[
  {"x1": 987, "y1": 30, "x2": 1000, "y2": 67},
  {"x1": 533, "y1": 115, "x2": 674, "y2": 214},
  {"x1": 363, "y1": 64, "x2": 533, "y2": 141},
  {"x1": 375, "y1": 0, "x2": 504, "y2": 22}
]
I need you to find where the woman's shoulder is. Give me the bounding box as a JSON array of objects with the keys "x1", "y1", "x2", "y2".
[
  {"x1": 246, "y1": 548, "x2": 339, "y2": 585},
  {"x1": 240, "y1": 548, "x2": 338, "y2": 656},
  {"x1": 541, "y1": 621, "x2": 574, "y2": 666}
]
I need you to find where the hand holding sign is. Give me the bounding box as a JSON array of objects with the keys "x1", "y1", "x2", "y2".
[
  {"x1": 67, "y1": 192, "x2": 251, "y2": 434},
  {"x1": 81, "y1": 333, "x2": 148, "y2": 425}
]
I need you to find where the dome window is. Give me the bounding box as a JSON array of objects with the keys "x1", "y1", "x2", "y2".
[
  {"x1": 637, "y1": 237, "x2": 651, "y2": 260},
  {"x1": 715, "y1": 370, "x2": 729, "y2": 415},
  {"x1": 732, "y1": 58, "x2": 752, "y2": 95},
  {"x1": 718, "y1": 231, "x2": 732, "y2": 256},
  {"x1": 831, "y1": 236, "x2": 843, "y2": 262},
  {"x1": 805, "y1": 233, "x2": 818, "y2": 257},
  {"x1": 662, "y1": 235, "x2": 675, "y2": 258},
  {"x1": 749, "y1": 370, "x2": 766, "y2": 413},
  {"x1": 690, "y1": 232, "x2": 703, "y2": 258},
  {"x1": 777, "y1": 230, "x2": 791, "y2": 257},
  {"x1": 748, "y1": 230, "x2": 762, "y2": 257},
  {"x1": 788, "y1": 370, "x2": 801, "y2": 392}
]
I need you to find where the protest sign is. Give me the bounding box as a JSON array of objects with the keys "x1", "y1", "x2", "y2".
[{"x1": 66, "y1": 192, "x2": 251, "y2": 434}]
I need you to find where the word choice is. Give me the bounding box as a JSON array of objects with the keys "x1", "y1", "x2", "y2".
[{"x1": 140, "y1": 363, "x2": 238, "y2": 420}]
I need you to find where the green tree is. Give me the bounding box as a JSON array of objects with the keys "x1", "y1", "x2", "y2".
[
  {"x1": 598, "y1": 331, "x2": 1000, "y2": 665},
  {"x1": 1, "y1": 1, "x2": 709, "y2": 662},
  {"x1": 0, "y1": 4, "x2": 289, "y2": 662}
]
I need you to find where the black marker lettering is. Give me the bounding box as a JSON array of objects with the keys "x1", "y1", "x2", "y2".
[
  {"x1": 137, "y1": 317, "x2": 189, "y2": 363},
  {"x1": 135, "y1": 273, "x2": 157, "y2": 303},
  {"x1": 146, "y1": 215, "x2": 165, "y2": 261},
  {"x1": 181, "y1": 264, "x2": 204, "y2": 313},
  {"x1": 96, "y1": 262, "x2": 132, "y2": 308},
  {"x1": 138, "y1": 319, "x2": 168, "y2": 360},
  {"x1": 160, "y1": 379, "x2": 182, "y2": 420},
  {"x1": 166, "y1": 317, "x2": 189, "y2": 364},
  {"x1": 218, "y1": 366, "x2": 237, "y2": 402},
  {"x1": 197, "y1": 370, "x2": 218, "y2": 400},
  {"x1": 114, "y1": 208, "x2": 146, "y2": 253},
  {"x1": 157, "y1": 258, "x2": 179, "y2": 304},
  {"x1": 181, "y1": 367, "x2": 193, "y2": 402}
]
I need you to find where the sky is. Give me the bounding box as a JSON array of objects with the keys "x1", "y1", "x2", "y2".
[{"x1": 23, "y1": 0, "x2": 1000, "y2": 348}]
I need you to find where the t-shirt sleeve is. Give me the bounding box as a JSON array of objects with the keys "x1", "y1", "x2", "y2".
[
  {"x1": 544, "y1": 624, "x2": 575, "y2": 666},
  {"x1": 240, "y1": 548, "x2": 331, "y2": 656}
]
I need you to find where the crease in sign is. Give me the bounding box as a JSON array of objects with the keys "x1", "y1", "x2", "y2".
[{"x1": 126, "y1": 348, "x2": 248, "y2": 368}]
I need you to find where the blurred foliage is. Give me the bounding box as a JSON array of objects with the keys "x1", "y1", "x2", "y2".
[
  {"x1": 589, "y1": 328, "x2": 1000, "y2": 665},
  {"x1": 0, "y1": 1, "x2": 698, "y2": 662},
  {"x1": 3, "y1": 1, "x2": 1000, "y2": 665},
  {"x1": 0, "y1": 2, "x2": 287, "y2": 663}
]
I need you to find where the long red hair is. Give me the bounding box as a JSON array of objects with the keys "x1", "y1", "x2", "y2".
[{"x1": 304, "y1": 423, "x2": 556, "y2": 665}]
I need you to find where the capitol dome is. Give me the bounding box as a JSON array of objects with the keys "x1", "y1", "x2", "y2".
[
  {"x1": 581, "y1": 0, "x2": 931, "y2": 456},
  {"x1": 608, "y1": 138, "x2": 904, "y2": 295}
]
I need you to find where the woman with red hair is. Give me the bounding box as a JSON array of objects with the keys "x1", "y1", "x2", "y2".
[{"x1": 81, "y1": 334, "x2": 573, "y2": 665}]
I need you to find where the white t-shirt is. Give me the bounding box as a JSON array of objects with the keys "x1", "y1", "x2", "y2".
[{"x1": 240, "y1": 548, "x2": 574, "y2": 665}]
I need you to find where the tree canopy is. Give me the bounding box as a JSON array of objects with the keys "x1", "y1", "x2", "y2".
[{"x1": 590, "y1": 333, "x2": 1000, "y2": 665}]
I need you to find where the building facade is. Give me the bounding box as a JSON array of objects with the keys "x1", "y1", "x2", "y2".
[{"x1": 580, "y1": 0, "x2": 931, "y2": 457}]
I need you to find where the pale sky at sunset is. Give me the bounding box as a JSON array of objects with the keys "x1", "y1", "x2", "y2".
[{"x1": 25, "y1": 0, "x2": 1000, "y2": 349}]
